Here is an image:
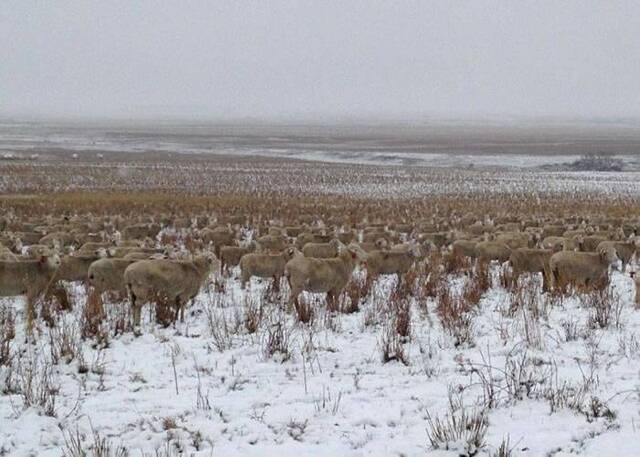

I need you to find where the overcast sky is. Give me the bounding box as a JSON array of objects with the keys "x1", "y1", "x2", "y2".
[{"x1": 1, "y1": 1, "x2": 639, "y2": 120}]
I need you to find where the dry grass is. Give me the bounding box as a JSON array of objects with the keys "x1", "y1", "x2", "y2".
[
  {"x1": 425, "y1": 388, "x2": 488, "y2": 456},
  {"x1": 443, "y1": 250, "x2": 471, "y2": 275},
  {"x1": 585, "y1": 287, "x2": 624, "y2": 330},
  {"x1": 263, "y1": 315, "x2": 293, "y2": 363},
  {"x1": 380, "y1": 324, "x2": 409, "y2": 365},
  {"x1": 0, "y1": 305, "x2": 15, "y2": 368},
  {"x1": 82, "y1": 289, "x2": 105, "y2": 339},
  {"x1": 293, "y1": 295, "x2": 316, "y2": 325}
]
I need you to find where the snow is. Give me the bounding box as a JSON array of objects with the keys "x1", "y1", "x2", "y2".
[{"x1": 1, "y1": 264, "x2": 639, "y2": 456}]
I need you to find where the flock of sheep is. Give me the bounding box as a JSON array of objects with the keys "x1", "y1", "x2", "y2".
[{"x1": 0, "y1": 211, "x2": 639, "y2": 336}]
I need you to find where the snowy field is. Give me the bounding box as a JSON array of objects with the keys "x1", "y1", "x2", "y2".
[
  {"x1": 1, "y1": 260, "x2": 639, "y2": 456},
  {"x1": 2, "y1": 119, "x2": 640, "y2": 170},
  {"x1": 0, "y1": 119, "x2": 639, "y2": 456}
]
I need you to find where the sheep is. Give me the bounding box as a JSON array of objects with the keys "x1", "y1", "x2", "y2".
[
  {"x1": 0, "y1": 255, "x2": 62, "y2": 333},
  {"x1": 123, "y1": 251, "x2": 160, "y2": 261},
  {"x1": 495, "y1": 222, "x2": 521, "y2": 233},
  {"x1": 394, "y1": 224, "x2": 413, "y2": 234},
  {"x1": 362, "y1": 231, "x2": 390, "y2": 243},
  {"x1": 268, "y1": 227, "x2": 286, "y2": 236},
  {"x1": 542, "y1": 225, "x2": 566, "y2": 238},
  {"x1": 76, "y1": 232, "x2": 106, "y2": 244},
  {"x1": 358, "y1": 238, "x2": 388, "y2": 253},
  {"x1": 200, "y1": 227, "x2": 235, "y2": 253},
  {"x1": 467, "y1": 222, "x2": 494, "y2": 236},
  {"x1": 0, "y1": 246, "x2": 18, "y2": 261},
  {"x1": 508, "y1": 248, "x2": 553, "y2": 291},
  {"x1": 549, "y1": 246, "x2": 619, "y2": 291},
  {"x1": 173, "y1": 217, "x2": 191, "y2": 229},
  {"x1": 542, "y1": 236, "x2": 580, "y2": 252},
  {"x1": 195, "y1": 215, "x2": 209, "y2": 229},
  {"x1": 285, "y1": 226, "x2": 305, "y2": 237},
  {"x1": 475, "y1": 241, "x2": 511, "y2": 263},
  {"x1": 563, "y1": 229, "x2": 588, "y2": 239},
  {"x1": 77, "y1": 241, "x2": 113, "y2": 254},
  {"x1": 219, "y1": 241, "x2": 257, "y2": 274},
  {"x1": 494, "y1": 232, "x2": 534, "y2": 249},
  {"x1": 124, "y1": 255, "x2": 216, "y2": 327},
  {"x1": 88, "y1": 257, "x2": 138, "y2": 295},
  {"x1": 116, "y1": 240, "x2": 147, "y2": 248},
  {"x1": 122, "y1": 223, "x2": 161, "y2": 240},
  {"x1": 580, "y1": 235, "x2": 609, "y2": 252},
  {"x1": 302, "y1": 239, "x2": 341, "y2": 258},
  {"x1": 12, "y1": 231, "x2": 42, "y2": 244},
  {"x1": 239, "y1": 248, "x2": 296, "y2": 289},
  {"x1": 256, "y1": 234, "x2": 288, "y2": 253},
  {"x1": 285, "y1": 243, "x2": 364, "y2": 308},
  {"x1": 363, "y1": 244, "x2": 420, "y2": 288},
  {"x1": 53, "y1": 250, "x2": 107, "y2": 283},
  {"x1": 108, "y1": 247, "x2": 159, "y2": 258},
  {"x1": 596, "y1": 239, "x2": 639, "y2": 271},
  {"x1": 312, "y1": 233, "x2": 334, "y2": 243},
  {"x1": 337, "y1": 231, "x2": 355, "y2": 244},
  {"x1": 40, "y1": 231, "x2": 76, "y2": 248},
  {"x1": 419, "y1": 231, "x2": 450, "y2": 248},
  {"x1": 24, "y1": 244, "x2": 56, "y2": 259},
  {"x1": 452, "y1": 239, "x2": 478, "y2": 259},
  {"x1": 295, "y1": 232, "x2": 315, "y2": 249}
]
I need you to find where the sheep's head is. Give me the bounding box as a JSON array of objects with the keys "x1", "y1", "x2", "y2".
[
  {"x1": 41, "y1": 254, "x2": 62, "y2": 269},
  {"x1": 12, "y1": 237, "x2": 23, "y2": 252},
  {"x1": 598, "y1": 246, "x2": 619, "y2": 265},
  {"x1": 196, "y1": 252, "x2": 219, "y2": 273},
  {"x1": 346, "y1": 243, "x2": 367, "y2": 263},
  {"x1": 409, "y1": 243, "x2": 422, "y2": 259},
  {"x1": 374, "y1": 238, "x2": 388, "y2": 250},
  {"x1": 283, "y1": 246, "x2": 301, "y2": 261},
  {"x1": 422, "y1": 241, "x2": 436, "y2": 254}
]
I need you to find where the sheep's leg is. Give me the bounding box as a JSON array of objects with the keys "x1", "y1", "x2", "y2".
[
  {"x1": 25, "y1": 295, "x2": 35, "y2": 337},
  {"x1": 86, "y1": 287, "x2": 105, "y2": 320},
  {"x1": 273, "y1": 275, "x2": 280, "y2": 292},
  {"x1": 130, "y1": 291, "x2": 141, "y2": 328},
  {"x1": 172, "y1": 297, "x2": 181, "y2": 324},
  {"x1": 182, "y1": 298, "x2": 193, "y2": 322},
  {"x1": 327, "y1": 290, "x2": 337, "y2": 310},
  {"x1": 365, "y1": 273, "x2": 374, "y2": 292},
  {"x1": 540, "y1": 269, "x2": 549, "y2": 293},
  {"x1": 288, "y1": 289, "x2": 299, "y2": 313},
  {"x1": 551, "y1": 268, "x2": 560, "y2": 294}
]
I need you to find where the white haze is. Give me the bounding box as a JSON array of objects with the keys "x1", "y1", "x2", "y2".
[{"x1": 1, "y1": 1, "x2": 639, "y2": 121}]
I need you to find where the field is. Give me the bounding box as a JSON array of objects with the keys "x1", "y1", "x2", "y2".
[{"x1": 0, "y1": 121, "x2": 640, "y2": 457}]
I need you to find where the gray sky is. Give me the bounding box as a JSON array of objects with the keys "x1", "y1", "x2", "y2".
[{"x1": 1, "y1": 1, "x2": 639, "y2": 120}]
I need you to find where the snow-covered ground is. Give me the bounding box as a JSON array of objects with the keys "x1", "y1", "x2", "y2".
[
  {"x1": 2, "y1": 119, "x2": 640, "y2": 170},
  {"x1": 1, "y1": 262, "x2": 639, "y2": 456}
]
